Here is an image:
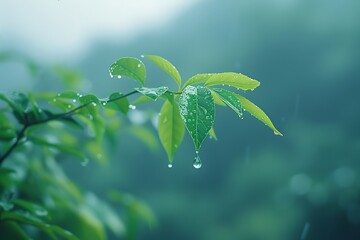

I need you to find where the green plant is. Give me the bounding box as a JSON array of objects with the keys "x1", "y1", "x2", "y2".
[{"x1": 0, "y1": 55, "x2": 282, "y2": 239}]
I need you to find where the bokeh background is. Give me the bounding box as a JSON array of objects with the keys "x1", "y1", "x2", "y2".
[{"x1": 1, "y1": 0, "x2": 360, "y2": 239}]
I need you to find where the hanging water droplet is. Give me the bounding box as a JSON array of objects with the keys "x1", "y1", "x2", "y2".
[
  {"x1": 193, "y1": 155, "x2": 202, "y2": 169},
  {"x1": 81, "y1": 158, "x2": 89, "y2": 167},
  {"x1": 168, "y1": 164, "x2": 173, "y2": 168},
  {"x1": 129, "y1": 104, "x2": 136, "y2": 110},
  {"x1": 117, "y1": 75, "x2": 122, "y2": 79},
  {"x1": 137, "y1": 63, "x2": 141, "y2": 68}
]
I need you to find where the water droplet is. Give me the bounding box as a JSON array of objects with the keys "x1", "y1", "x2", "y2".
[
  {"x1": 81, "y1": 158, "x2": 89, "y2": 167},
  {"x1": 274, "y1": 131, "x2": 282, "y2": 136},
  {"x1": 67, "y1": 105, "x2": 72, "y2": 108},
  {"x1": 102, "y1": 102, "x2": 107, "y2": 106},
  {"x1": 72, "y1": 99, "x2": 77, "y2": 103},
  {"x1": 117, "y1": 75, "x2": 122, "y2": 79},
  {"x1": 140, "y1": 55, "x2": 145, "y2": 58},
  {"x1": 129, "y1": 104, "x2": 136, "y2": 110},
  {"x1": 168, "y1": 164, "x2": 173, "y2": 168},
  {"x1": 193, "y1": 155, "x2": 202, "y2": 169},
  {"x1": 137, "y1": 63, "x2": 141, "y2": 68},
  {"x1": 35, "y1": 209, "x2": 48, "y2": 216},
  {"x1": 92, "y1": 102, "x2": 97, "y2": 107},
  {"x1": 57, "y1": 93, "x2": 61, "y2": 97}
]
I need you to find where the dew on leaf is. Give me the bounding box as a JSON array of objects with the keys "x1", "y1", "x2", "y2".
[
  {"x1": 117, "y1": 75, "x2": 122, "y2": 79},
  {"x1": 72, "y1": 99, "x2": 77, "y2": 103},
  {"x1": 67, "y1": 105, "x2": 72, "y2": 108},
  {"x1": 129, "y1": 104, "x2": 136, "y2": 110},
  {"x1": 168, "y1": 164, "x2": 173, "y2": 168},
  {"x1": 137, "y1": 63, "x2": 141, "y2": 68},
  {"x1": 92, "y1": 102, "x2": 97, "y2": 107},
  {"x1": 193, "y1": 155, "x2": 202, "y2": 169}
]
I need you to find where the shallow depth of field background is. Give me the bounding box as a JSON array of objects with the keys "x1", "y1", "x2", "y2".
[{"x1": 1, "y1": 0, "x2": 360, "y2": 239}]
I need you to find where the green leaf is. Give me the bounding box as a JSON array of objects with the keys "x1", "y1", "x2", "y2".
[
  {"x1": 236, "y1": 94, "x2": 283, "y2": 136},
  {"x1": 54, "y1": 65, "x2": 84, "y2": 89},
  {"x1": 179, "y1": 86, "x2": 215, "y2": 150},
  {"x1": 56, "y1": 91, "x2": 79, "y2": 99},
  {"x1": 109, "y1": 57, "x2": 146, "y2": 85},
  {"x1": 85, "y1": 193, "x2": 125, "y2": 237},
  {"x1": 0, "y1": 93, "x2": 25, "y2": 124},
  {"x1": 78, "y1": 94, "x2": 100, "y2": 118},
  {"x1": 204, "y1": 72, "x2": 260, "y2": 91},
  {"x1": 208, "y1": 127, "x2": 217, "y2": 141},
  {"x1": 131, "y1": 95, "x2": 153, "y2": 105},
  {"x1": 128, "y1": 126, "x2": 159, "y2": 152},
  {"x1": 144, "y1": 55, "x2": 181, "y2": 87},
  {"x1": 212, "y1": 88, "x2": 243, "y2": 117},
  {"x1": 103, "y1": 93, "x2": 129, "y2": 114},
  {"x1": 0, "y1": 221, "x2": 29, "y2": 240},
  {"x1": 182, "y1": 73, "x2": 214, "y2": 89},
  {"x1": 11, "y1": 200, "x2": 47, "y2": 218},
  {"x1": 158, "y1": 98, "x2": 185, "y2": 162},
  {"x1": 135, "y1": 86, "x2": 169, "y2": 100},
  {"x1": 29, "y1": 135, "x2": 88, "y2": 162},
  {"x1": 11, "y1": 199, "x2": 48, "y2": 218}
]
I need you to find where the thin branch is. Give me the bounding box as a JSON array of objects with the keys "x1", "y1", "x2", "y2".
[{"x1": 0, "y1": 90, "x2": 139, "y2": 165}]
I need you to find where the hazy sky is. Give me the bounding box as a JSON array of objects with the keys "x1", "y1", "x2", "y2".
[{"x1": 0, "y1": 0, "x2": 197, "y2": 61}]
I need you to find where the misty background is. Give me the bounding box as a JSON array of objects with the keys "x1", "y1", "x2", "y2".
[{"x1": 1, "y1": 0, "x2": 360, "y2": 239}]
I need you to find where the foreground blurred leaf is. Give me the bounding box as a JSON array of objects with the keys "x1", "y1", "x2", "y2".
[
  {"x1": 0, "y1": 221, "x2": 29, "y2": 240},
  {"x1": 144, "y1": 55, "x2": 181, "y2": 87},
  {"x1": 85, "y1": 193, "x2": 125, "y2": 237},
  {"x1": 179, "y1": 86, "x2": 215, "y2": 150},
  {"x1": 109, "y1": 57, "x2": 146, "y2": 85},
  {"x1": 12, "y1": 199, "x2": 49, "y2": 218}
]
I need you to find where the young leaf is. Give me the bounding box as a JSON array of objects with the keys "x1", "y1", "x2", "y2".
[
  {"x1": 144, "y1": 55, "x2": 181, "y2": 87},
  {"x1": 158, "y1": 98, "x2": 185, "y2": 162},
  {"x1": 135, "y1": 86, "x2": 169, "y2": 101},
  {"x1": 78, "y1": 94, "x2": 100, "y2": 118},
  {"x1": 109, "y1": 57, "x2": 146, "y2": 85},
  {"x1": 103, "y1": 93, "x2": 129, "y2": 114},
  {"x1": 236, "y1": 94, "x2": 283, "y2": 136},
  {"x1": 204, "y1": 72, "x2": 260, "y2": 91},
  {"x1": 179, "y1": 86, "x2": 215, "y2": 150},
  {"x1": 212, "y1": 88, "x2": 243, "y2": 117},
  {"x1": 182, "y1": 73, "x2": 214, "y2": 89}
]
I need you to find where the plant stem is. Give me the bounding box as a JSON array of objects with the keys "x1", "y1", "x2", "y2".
[{"x1": 0, "y1": 90, "x2": 139, "y2": 165}]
